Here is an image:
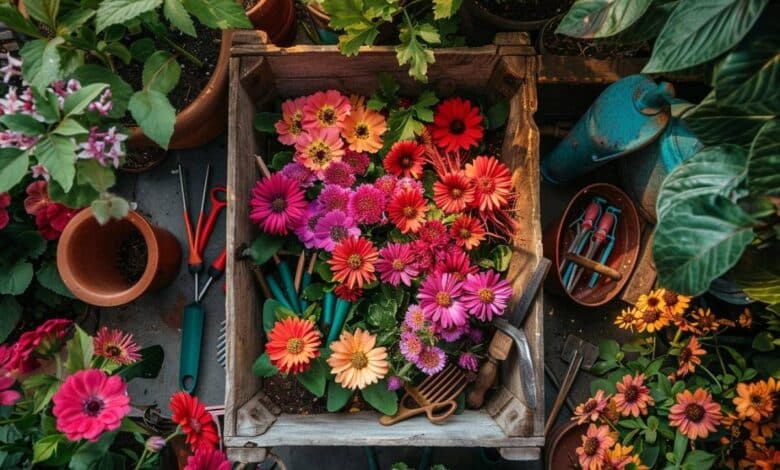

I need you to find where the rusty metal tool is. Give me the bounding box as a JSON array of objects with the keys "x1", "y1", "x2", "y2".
[
  {"x1": 544, "y1": 335, "x2": 598, "y2": 437},
  {"x1": 466, "y1": 258, "x2": 551, "y2": 410},
  {"x1": 380, "y1": 364, "x2": 468, "y2": 426}
]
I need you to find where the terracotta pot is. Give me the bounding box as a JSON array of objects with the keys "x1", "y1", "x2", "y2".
[
  {"x1": 543, "y1": 183, "x2": 641, "y2": 307},
  {"x1": 545, "y1": 421, "x2": 588, "y2": 470},
  {"x1": 247, "y1": 0, "x2": 297, "y2": 46},
  {"x1": 57, "y1": 209, "x2": 181, "y2": 307}
]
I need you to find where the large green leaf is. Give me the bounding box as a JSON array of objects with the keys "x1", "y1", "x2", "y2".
[
  {"x1": 90, "y1": 195, "x2": 129, "y2": 225},
  {"x1": 183, "y1": 0, "x2": 251, "y2": 29},
  {"x1": 96, "y1": 0, "x2": 162, "y2": 32},
  {"x1": 433, "y1": 0, "x2": 463, "y2": 20},
  {"x1": 252, "y1": 353, "x2": 278, "y2": 378},
  {"x1": 326, "y1": 380, "x2": 353, "y2": 412},
  {"x1": 606, "y1": 0, "x2": 678, "y2": 44},
  {"x1": 69, "y1": 432, "x2": 118, "y2": 470},
  {"x1": 63, "y1": 83, "x2": 108, "y2": 116},
  {"x1": 656, "y1": 145, "x2": 748, "y2": 217},
  {"x1": 0, "y1": 5, "x2": 43, "y2": 37},
  {"x1": 0, "y1": 261, "x2": 34, "y2": 295},
  {"x1": 0, "y1": 296, "x2": 21, "y2": 342},
  {"x1": 643, "y1": 0, "x2": 769, "y2": 73},
  {"x1": 0, "y1": 148, "x2": 29, "y2": 193},
  {"x1": 32, "y1": 434, "x2": 64, "y2": 465},
  {"x1": 296, "y1": 356, "x2": 327, "y2": 397},
  {"x1": 653, "y1": 194, "x2": 754, "y2": 295},
  {"x1": 64, "y1": 325, "x2": 94, "y2": 373},
  {"x1": 683, "y1": 92, "x2": 773, "y2": 148},
  {"x1": 556, "y1": 0, "x2": 652, "y2": 39},
  {"x1": 37, "y1": 261, "x2": 76, "y2": 298},
  {"x1": 22, "y1": 0, "x2": 59, "y2": 28},
  {"x1": 732, "y1": 247, "x2": 780, "y2": 304},
  {"x1": 361, "y1": 379, "x2": 398, "y2": 415},
  {"x1": 748, "y1": 119, "x2": 780, "y2": 196},
  {"x1": 164, "y1": 0, "x2": 196, "y2": 36},
  {"x1": 142, "y1": 51, "x2": 181, "y2": 95},
  {"x1": 72, "y1": 65, "x2": 133, "y2": 119},
  {"x1": 396, "y1": 24, "x2": 436, "y2": 82},
  {"x1": 21, "y1": 37, "x2": 64, "y2": 91},
  {"x1": 36, "y1": 134, "x2": 77, "y2": 192},
  {"x1": 128, "y1": 90, "x2": 175, "y2": 149},
  {"x1": 47, "y1": 179, "x2": 100, "y2": 208},
  {"x1": 118, "y1": 345, "x2": 164, "y2": 381}
]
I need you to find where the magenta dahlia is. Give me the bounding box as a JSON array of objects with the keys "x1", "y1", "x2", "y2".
[
  {"x1": 375, "y1": 242, "x2": 419, "y2": 287},
  {"x1": 349, "y1": 183, "x2": 386, "y2": 225},
  {"x1": 418, "y1": 272, "x2": 467, "y2": 328},
  {"x1": 461, "y1": 270, "x2": 513, "y2": 321},
  {"x1": 318, "y1": 184, "x2": 351, "y2": 212},
  {"x1": 293, "y1": 201, "x2": 323, "y2": 249},
  {"x1": 250, "y1": 173, "x2": 308, "y2": 236}
]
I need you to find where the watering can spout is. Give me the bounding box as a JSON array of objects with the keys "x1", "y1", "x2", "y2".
[{"x1": 636, "y1": 82, "x2": 675, "y2": 115}]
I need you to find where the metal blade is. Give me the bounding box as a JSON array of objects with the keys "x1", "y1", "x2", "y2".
[
  {"x1": 493, "y1": 318, "x2": 537, "y2": 409},
  {"x1": 502, "y1": 257, "x2": 552, "y2": 327}
]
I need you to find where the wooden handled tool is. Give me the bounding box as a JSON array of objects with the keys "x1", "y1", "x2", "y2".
[
  {"x1": 380, "y1": 365, "x2": 468, "y2": 426},
  {"x1": 564, "y1": 253, "x2": 621, "y2": 281}
]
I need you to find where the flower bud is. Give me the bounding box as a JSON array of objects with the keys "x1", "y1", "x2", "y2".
[{"x1": 145, "y1": 436, "x2": 166, "y2": 453}]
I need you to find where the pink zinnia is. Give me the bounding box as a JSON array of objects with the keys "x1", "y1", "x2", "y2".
[
  {"x1": 343, "y1": 150, "x2": 370, "y2": 175},
  {"x1": 250, "y1": 173, "x2": 308, "y2": 236},
  {"x1": 458, "y1": 352, "x2": 479, "y2": 372},
  {"x1": 294, "y1": 201, "x2": 323, "y2": 249},
  {"x1": 349, "y1": 183, "x2": 386, "y2": 225},
  {"x1": 0, "y1": 376, "x2": 20, "y2": 406},
  {"x1": 415, "y1": 346, "x2": 446, "y2": 375},
  {"x1": 323, "y1": 160, "x2": 356, "y2": 187},
  {"x1": 184, "y1": 447, "x2": 232, "y2": 470},
  {"x1": 418, "y1": 272, "x2": 467, "y2": 328},
  {"x1": 461, "y1": 270, "x2": 513, "y2": 322},
  {"x1": 281, "y1": 162, "x2": 316, "y2": 188},
  {"x1": 302, "y1": 90, "x2": 351, "y2": 131},
  {"x1": 52, "y1": 369, "x2": 131, "y2": 441},
  {"x1": 435, "y1": 248, "x2": 477, "y2": 282},
  {"x1": 374, "y1": 174, "x2": 397, "y2": 198},
  {"x1": 294, "y1": 127, "x2": 345, "y2": 178},
  {"x1": 313, "y1": 210, "x2": 360, "y2": 252},
  {"x1": 318, "y1": 184, "x2": 351, "y2": 212},
  {"x1": 275, "y1": 96, "x2": 307, "y2": 146},
  {"x1": 375, "y1": 242, "x2": 419, "y2": 287},
  {"x1": 399, "y1": 332, "x2": 424, "y2": 362},
  {"x1": 404, "y1": 304, "x2": 427, "y2": 332}
]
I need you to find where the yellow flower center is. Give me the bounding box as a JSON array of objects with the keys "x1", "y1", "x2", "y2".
[
  {"x1": 436, "y1": 291, "x2": 452, "y2": 307},
  {"x1": 286, "y1": 338, "x2": 304, "y2": 354},
  {"x1": 308, "y1": 141, "x2": 332, "y2": 165},
  {"x1": 290, "y1": 113, "x2": 302, "y2": 134},
  {"x1": 347, "y1": 254, "x2": 362, "y2": 269},
  {"x1": 350, "y1": 351, "x2": 368, "y2": 369},
  {"x1": 392, "y1": 259, "x2": 405, "y2": 271},
  {"x1": 403, "y1": 206, "x2": 417, "y2": 218},
  {"x1": 478, "y1": 288, "x2": 494, "y2": 303}
]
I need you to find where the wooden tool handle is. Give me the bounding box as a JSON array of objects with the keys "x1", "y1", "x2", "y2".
[
  {"x1": 425, "y1": 400, "x2": 459, "y2": 424},
  {"x1": 565, "y1": 253, "x2": 622, "y2": 281},
  {"x1": 379, "y1": 394, "x2": 426, "y2": 426},
  {"x1": 544, "y1": 350, "x2": 583, "y2": 436},
  {"x1": 467, "y1": 331, "x2": 514, "y2": 409}
]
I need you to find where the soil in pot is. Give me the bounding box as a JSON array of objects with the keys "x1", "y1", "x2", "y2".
[
  {"x1": 263, "y1": 375, "x2": 374, "y2": 414},
  {"x1": 117, "y1": 228, "x2": 148, "y2": 285},
  {"x1": 121, "y1": 147, "x2": 167, "y2": 172},
  {"x1": 478, "y1": 0, "x2": 573, "y2": 21},
  {"x1": 539, "y1": 15, "x2": 651, "y2": 58}
]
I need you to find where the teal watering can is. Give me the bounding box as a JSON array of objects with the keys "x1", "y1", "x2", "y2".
[{"x1": 542, "y1": 75, "x2": 675, "y2": 184}]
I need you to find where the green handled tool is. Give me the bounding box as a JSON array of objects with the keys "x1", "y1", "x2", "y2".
[
  {"x1": 327, "y1": 298, "x2": 351, "y2": 344},
  {"x1": 179, "y1": 302, "x2": 204, "y2": 392}
]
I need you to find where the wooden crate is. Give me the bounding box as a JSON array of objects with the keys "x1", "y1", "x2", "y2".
[{"x1": 224, "y1": 31, "x2": 544, "y2": 463}]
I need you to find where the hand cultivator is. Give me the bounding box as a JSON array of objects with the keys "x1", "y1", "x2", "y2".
[{"x1": 562, "y1": 200, "x2": 620, "y2": 294}]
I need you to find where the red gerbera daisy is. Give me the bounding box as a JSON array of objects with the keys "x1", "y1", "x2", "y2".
[
  {"x1": 387, "y1": 188, "x2": 428, "y2": 234},
  {"x1": 169, "y1": 392, "x2": 220, "y2": 452},
  {"x1": 431, "y1": 98, "x2": 484, "y2": 152},
  {"x1": 328, "y1": 236, "x2": 379, "y2": 289},
  {"x1": 265, "y1": 317, "x2": 321, "y2": 374},
  {"x1": 335, "y1": 283, "x2": 363, "y2": 302},
  {"x1": 465, "y1": 156, "x2": 512, "y2": 213},
  {"x1": 383, "y1": 141, "x2": 426, "y2": 179},
  {"x1": 433, "y1": 171, "x2": 475, "y2": 214},
  {"x1": 450, "y1": 214, "x2": 486, "y2": 250}
]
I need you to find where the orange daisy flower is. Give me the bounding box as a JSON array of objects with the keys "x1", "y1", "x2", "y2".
[
  {"x1": 265, "y1": 317, "x2": 322, "y2": 374},
  {"x1": 383, "y1": 141, "x2": 426, "y2": 178},
  {"x1": 576, "y1": 424, "x2": 616, "y2": 470},
  {"x1": 614, "y1": 307, "x2": 639, "y2": 331},
  {"x1": 691, "y1": 308, "x2": 724, "y2": 334},
  {"x1": 755, "y1": 448, "x2": 780, "y2": 470},
  {"x1": 633, "y1": 305, "x2": 670, "y2": 333},
  {"x1": 676, "y1": 336, "x2": 706, "y2": 377},
  {"x1": 636, "y1": 288, "x2": 666, "y2": 313},
  {"x1": 450, "y1": 214, "x2": 486, "y2": 251},
  {"x1": 327, "y1": 328, "x2": 389, "y2": 390},
  {"x1": 342, "y1": 106, "x2": 386, "y2": 154},
  {"x1": 603, "y1": 443, "x2": 634, "y2": 470},
  {"x1": 669, "y1": 388, "x2": 723, "y2": 439},
  {"x1": 662, "y1": 290, "x2": 691, "y2": 316},
  {"x1": 739, "y1": 308, "x2": 752, "y2": 328},
  {"x1": 614, "y1": 373, "x2": 654, "y2": 417},
  {"x1": 573, "y1": 390, "x2": 610, "y2": 425},
  {"x1": 387, "y1": 188, "x2": 428, "y2": 234},
  {"x1": 734, "y1": 381, "x2": 775, "y2": 423},
  {"x1": 328, "y1": 236, "x2": 378, "y2": 289},
  {"x1": 433, "y1": 172, "x2": 475, "y2": 214},
  {"x1": 464, "y1": 156, "x2": 512, "y2": 213}
]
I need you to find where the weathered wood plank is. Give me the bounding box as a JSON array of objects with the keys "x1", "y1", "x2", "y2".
[{"x1": 538, "y1": 55, "x2": 706, "y2": 84}]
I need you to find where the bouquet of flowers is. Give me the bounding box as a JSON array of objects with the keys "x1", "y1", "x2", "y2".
[
  {"x1": 249, "y1": 78, "x2": 516, "y2": 415},
  {"x1": 568, "y1": 288, "x2": 779, "y2": 469}
]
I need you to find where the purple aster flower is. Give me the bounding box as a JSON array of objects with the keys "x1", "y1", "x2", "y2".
[
  {"x1": 374, "y1": 174, "x2": 397, "y2": 198},
  {"x1": 415, "y1": 346, "x2": 446, "y2": 376},
  {"x1": 418, "y1": 271, "x2": 466, "y2": 328},
  {"x1": 77, "y1": 126, "x2": 127, "y2": 168},
  {"x1": 343, "y1": 149, "x2": 370, "y2": 175},
  {"x1": 458, "y1": 352, "x2": 479, "y2": 372},
  {"x1": 404, "y1": 304, "x2": 427, "y2": 332},
  {"x1": 282, "y1": 161, "x2": 316, "y2": 188},
  {"x1": 293, "y1": 201, "x2": 323, "y2": 249},
  {"x1": 313, "y1": 209, "x2": 360, "y2": 252},
  {"x1": 323, "y1": 160, "x2": 356, "y2": 187},
  {"x1": 387, "y1": 376, "x2": 403, "y2": 391},
  {"x1": 0, "y1": 53, "x2": 22, "y2": 83},
  {"x1": 375, "y1": 242, "x2": 419, "y2": 287},
  {"x1": 318, "y1": 184, "x2": 351, "y2": 212},
  {"x1": 437, "y1": 323, "x2": 465, "y2": 343},
  {"x1": 399, "y1": 332, "x2": 423, "y2": 362},
  {"x1": 87, "y1": 89, "x2": 113, "y2": 116},
  {"x1": 461, "y1": 270, "x2": 513, "y2": 322},
  {"x1": 349, "y1": 183, "x2": 385, "y2": 225}
]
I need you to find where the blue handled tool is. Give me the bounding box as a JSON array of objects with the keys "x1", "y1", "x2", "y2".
[{"x1": 588, "y1": 207, "x2": 621, "y2": 288}]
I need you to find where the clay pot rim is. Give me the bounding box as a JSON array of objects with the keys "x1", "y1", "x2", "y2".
[
  {"x1": 57, "y1": 209, "x2": 161, "y2": 307},
  {"x1": 545, "y1": 421, "x2": 587, "y2": 470}
]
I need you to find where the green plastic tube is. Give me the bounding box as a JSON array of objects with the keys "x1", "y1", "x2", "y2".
[
  {"x1": 266, "y1": 276, "x2": 294, "y2": 312},
  {"x1": 278, "y1": 260, "x2": 300, "y2": 313}
]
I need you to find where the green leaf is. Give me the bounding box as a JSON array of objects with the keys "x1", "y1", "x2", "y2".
[
  {"x1": 48, "y1": 179, "x2": 100, "y2": 208},
  {"x1": 164, "y1": 0, "x2": 196, "y2": 36},
  {"x1": 23, "y1": 0, "x2": 59, "y2": 28},
  {"x1": 485, "y1": 100, "x2": 509, "y2": 130},
  {"x1": 90, "y1": 194, "x2": 130, "y2": 224},
  {"x1": 323, "y1": 0, "x2": 373, "y2": 30},
  {"x1": 682, "y1": 450, "x2": 715, "y2": 468},
  {"x1": 96, "y1": 0, "x2": 162, "y2": 32},
  {"x1": 0, "y1": 296, "x2": 21, "y2": 342},
  {"x1": 653, "y1": 194, "x2": 754, "y2": 295},
  {"x1": 118, "y1": 417, "x2": 147, "y2": 434},
  {"x1": 433, "y1": 0, "x2": 462, "y2": 19},
  {"x1": 714, "y1": 43, "x2": 779, "y2": 115},
  {"x1": 248, "y1": 233, "x2": 284, "y2": 265},
  {"x1": 608, "y1": 0, "x2": 677, "y2": 44},
  {"x1": 0, "y1": 261, "x2": 34, "y2": 295},
  {"x1": 303, "y1": 283, "x2": 324, "y2": 301},
  {"x1": 396, "y1": 24, "x2": 435, "y2": 82},
  {"x1": 0, "y1": 114, "x2": 46, "y2": 134},
  {"x1": 32, "y1": 434, "x2": 64, "y2": 465},
  {"x1": 327, "y1": 380, "x2": 353, "y2": 412},
  {"x1": 0, "y1": 5, "x2": 43, "y2": 37},
  {"x1": 732, "y1": 247, "x2": 780, "y2": 304},
  {"x1": 338, "y1": 24, "x2": 380, "y2": 56},
  {"x1": 252, "y1": 353, "x2": 278, "y2": 378},
  {"x1": 58, "y1": 9, "x2": 95, "y2": 34},
  {"x1": 129, "y1": 38, "x2": 156, "y2": 63},
  {"x1": 63, "y1": 83, "x2": 108, "y2": 116},
  {"x1": 748, "y1": 119, "x2": 780, "y2": 196},
  {"x1": 656, "y1": 145, "x2": 748, "y2": 217},
  {"x1": 491, "y1": 245, "x2": 512, "y2": 272},
  {"x1": 128, "y1": 90, "x2": 176, "y2": 149},
  {"x1": 78, "y1": 159, "x2": 117, "y2": 193},
  {"x1": 672, "y1": 430, "x2": 688, "y2": 464},
  {"x1": 37, "y1": 134, "x2": 77, "y2": 193},
  {"x1": 598, "y1": 339, "x2": 620, "y2": 361},
  {"x1": 556, "y1": 0, "x2": 652, "y2": 39},
  {"x1": 415, "y1": 23, "x2": 441, "y2": 44},
  {"x1": 0, "y1": 148, "x2": 29, "y2": 192},
  {"x1": 69, "y1": 431, "x2": 117, "y2": 470},
  {"x1": 753, "y1": 331, "x2": 774, "y2": 352},
  {"x1": 263, "y1": 299, "x2": 283, "y2": 333},
  {"x1": 297, "y1": 357, "x2": 327, "y2": 397},
  {"x1": 270, "y1": 151, "x2": 293, "y2": 171},
  {"x1": 183, "y1": 0, "x2": 252, "y2": 29},
  {"x1": 64, "y1": 325, "x2": 94, "y2": 373},
  {"x1": 253, "y1": 112, "x2": 281, "y2": 134},
  {"x1": 22, "y1": 37, "x2": 64, "y2": 91},
  {"x1": 53, "y1": 118, "x2": 88, "y2": 136},
  {"x1": 142, "y1": 51, "x2": 181, "y2": 94},
  {"x1": 361, "y1": 380, "x2": 398, "y2": 415},
  {"x1": 37, "y1": 262, "x2": 75, "y2": 298},
  {"x1": 683, "y1": 92, "x2": 773, "y2": 148},
  {"x1": 72, "y1": 65, "x2": 133, "y2": 119},
  {"x1": 118, "y1": 345, "x2": 164, "y2": 381},
  {"x1": 643, "y1": 0, "x2": 769, "y2": 73}
]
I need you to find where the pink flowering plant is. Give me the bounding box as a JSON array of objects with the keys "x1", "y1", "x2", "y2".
[
  {"x1": 249, "y1": 77, "x2": 515, "y2": 415},
  {"x1": 0, "y1": 320, "x2": 165, "y2": 468}
]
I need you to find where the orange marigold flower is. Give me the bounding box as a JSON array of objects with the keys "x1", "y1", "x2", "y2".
[
  {"x1": 342, "y1": 106, "x2": 387, "y2": 154},
  {"x1": 734, "y1": 381, "x2": 775, "y2": 423},
  {"x1": 669, "y1": 388, "x2": 723, "y2": 440},
  {"x1": 265, "y1": 317, "x2": 322, "y2": 374},
  {"x1": 739, "y1": 308, "x2": 753, "y2": 328},
  {"x1": 614, "y1": 373, "x2": 654, "y2": 417},
  {"x1": 327, "y1": 328, "x2": 389, "y2": 390},
  {"x1": 676, "y1": 336, "x2": 706, "y2": 378},
  {"x1": 328, "y1": 236, "x2": 378, "y2": 289},
  {"x1": 576, "y1": 424, "x2": 616, "y2": 470}
]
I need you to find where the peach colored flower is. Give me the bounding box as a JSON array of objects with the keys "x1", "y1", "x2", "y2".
[
  {"x1": 669, "y1": 388, "x2": 722, "y2": 440},
  {"x1": 613, "y1": 373, "x2": 654, "y2": 417}
]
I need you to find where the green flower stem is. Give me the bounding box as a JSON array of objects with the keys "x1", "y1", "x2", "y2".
[
  {"x1": 134, "y1": 427, "x2": 182, "y2": 470},
  {"x1": 671, "y1": 328, "x2": 682, "y2": 347},
  {"x1": 161, "y1": 36, "x2": 204, "y2": 69},
  {"x1": 397, "y1": 361, "x2": 413, "y2": 379},
  {"x1": 55, "y1": 353, "x2": 62, "y2": 379},
  {"x1": 698, "y1": 364, "x2": 722, "y2": 389},
  {"x1": 713, "y1": 335, "x2": 728, "y2": 376}
]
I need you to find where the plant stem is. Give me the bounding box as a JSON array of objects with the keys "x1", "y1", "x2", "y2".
[
  {"x1": 161, "y1": 35, "x2": 204, "y2": 68},
  {"x1": 713, "y1": 336, "x2": 728, "y2": 376},
  {"x1": 698, "y1": 364, "x2": 722, "y2": 389},
  {"x1": 133, "y1": 428, "x2": 182, "y2": 470},
  {"x1": 55, "y1": 353, "x2": 62, "y2": 379},
  {"x1": 671, "y1": 328, "x2": 682, "y2": 347},
  {"x1": 397, "y1": 361, "x2": 413, "y2": 379}
]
